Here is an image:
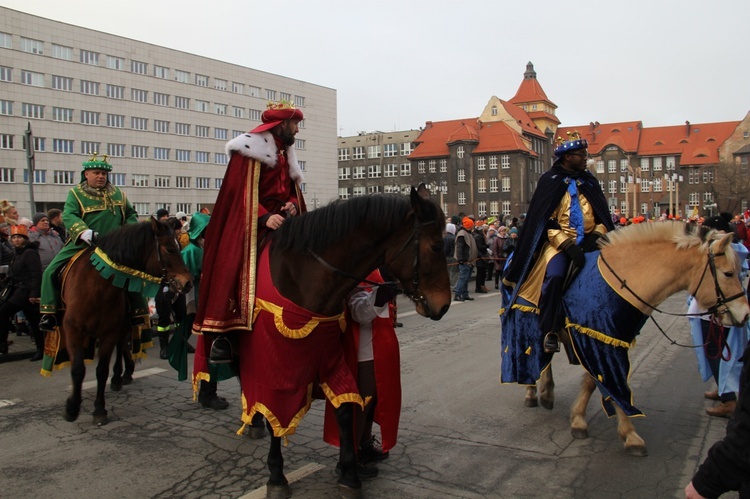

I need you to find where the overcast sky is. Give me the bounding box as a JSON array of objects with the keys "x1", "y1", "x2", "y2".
[{"x1": 3, "y1": 0, "x2": 749, "y2": 136}]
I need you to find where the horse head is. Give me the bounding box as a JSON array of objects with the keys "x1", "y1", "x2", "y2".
[
  {"x1": 692, "y1": 230, "x2": 750, "y2": 326},
  {"x1": 383, "y1": 184, "x2": 451, "y2": 320},
  {"x1": 149, "y1": 218, "x2": 193, "y2": 295}
]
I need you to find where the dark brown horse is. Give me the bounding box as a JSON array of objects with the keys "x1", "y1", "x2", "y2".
[
  {"x1": 60, "y1": 218, "x2": 192, "y2": 425},
  {"x1": 243, "y1": 185, "x2": 451, "y2": 498}
]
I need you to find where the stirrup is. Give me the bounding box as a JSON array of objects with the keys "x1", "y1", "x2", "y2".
[
  {"x1": 39, "y1": 314, "x2": 57, "y2": 332},
  {"x1": 209, "y1": 336, "x2": 233, "y2": 364},
  {"x1": 543, "y1": 332, "x2": 560, "y2": 353}
]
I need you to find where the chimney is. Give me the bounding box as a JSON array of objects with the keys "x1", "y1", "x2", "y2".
[{"x1": 685, "y1": 120, "x2": 691, "y2": 137}]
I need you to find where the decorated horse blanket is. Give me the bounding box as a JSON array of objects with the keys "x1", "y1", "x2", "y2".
[
  {"x1": 236, "y1": 244, "x2": 365, "y2": 437},
  {"x1": 501, "y1": 251, "x2": 648, "y2": 417}
]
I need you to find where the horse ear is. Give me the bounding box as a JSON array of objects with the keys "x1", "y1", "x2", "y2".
[
  {"x1": 150, "y1": 216, "x2": 163, "y2": 234},
  {"x1": 413, "y1": 183, "x2": 430, "y2": 200},
  {"x1": 715, "y1": 232, "x2": 734, "y2": 253}
]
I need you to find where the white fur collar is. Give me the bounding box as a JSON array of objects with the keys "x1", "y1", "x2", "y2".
[{"x1": 225, "y1": 131, "x2": 304, "y2": 185}]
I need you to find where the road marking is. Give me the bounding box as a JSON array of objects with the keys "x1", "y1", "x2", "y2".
[
  {"x1": 239, "y1": 462, "x2": 327, "y2": 499},
  {"x1": 79, "y1": 367, "x2": 168, "y2": 391},
  {"x1": 0, "y1": 399, "x2": 16, "y2": 408}
]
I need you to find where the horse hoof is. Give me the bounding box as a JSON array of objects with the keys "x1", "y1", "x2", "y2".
[
  {"x1": 337, "y1": 482, "x2": 362, "y2": 499},
  {"x1": 122, "y1": 376, "x2": 133, "y2": 386},
  {"x1": 248, "y1": 426, "x2": 266, "y2": 439},
  {"x1": 265, "y1": 483, "x2": 291, "y2": 499},
  {"x1": 524, "y1": 398, "x2": 538, "y2": 408},
  {"x1": 93, "y1": 414, "x2": 109, "y2": 426},
  {"x1": 571, "y1": 428, "x2": 588, "y2": 439},
  {"x1": 626, "y1": 445, "x2": 648, "y2": 457},
  {"x1": 63, "y1": 409, "x2": 79, "y2": 422},
  {"x1": 540, "y1": 398, "x2": 554, "y2": 410},
  {"x1": 111, "y1": 382, "x2": 122, "y2": 392}
]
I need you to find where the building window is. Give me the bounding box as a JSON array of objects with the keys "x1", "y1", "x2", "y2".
[
  {"x1": 154, "y1": 175, "x2": 171, "y2": 188},
  {"x1": 0, "y1": 32, "x2": 10, "y2": 48},
  {"x1": 488, "y1": 156, "x2": 497, "y2": 169},
  {"x1": 131, "y1": 60, "x2": 148, "y2": 74},
  {"x1": 53, "y1": 139, "x2": 74, "y2": 153},
  {"x1": 52, "y1": 44, "x2": 72, "y2": 60},
  {"x1": 154, "y1": 148, "x2": 169, "y2": 160},
  {"x1": 384, "y1": 164, "x2": 398, "y2": 177},
  {"x1": 132, "y1": 88, "x2": 148, "y2": 102},
  {"x1": 195, "y1": 100, "x2": 209, "y2": 113},
  {"x1": 0, "y1": 100, "x2": 13, "y2": 116},
  {"x1": 478, "y1": 201, "x2": 487, "y2": 217},
  {"x1": 232, "y1": 106, "x2": 244, "y2": 118},
  {"x1": 367, "y1": 145, "x2": 381, "y2": 159},
  {"x1": 80, "y1": 50, "x2": 99, "y2": 65},
  {"x1": 458, "y1": 192, "x2": 466, "y2": 205},
  {"x1": 52, "y1": 75, "x2": 72, "y2": 91},
  {"x1": 109, "y1": 173, "x2": 125, "y2": 186},
  {"x1": 352, "y1": 166, "x2": 366, "y2": 179},
  {"x1": 428, "y1": 160, "x2": 436, "y2": 173},
  {"x1": 131, "y1": 117, "x2": 148, "y2": 130},
  {"x1": 215, "y1": 79, "x2": 227, "y2": 91},
  {"x1": 501, "y1": 177, "x2": 510, "y2": 192},
  {"x1": 640, "y1": 157, "x2": 649, "y2": 171},
  {"x1": 457, "y1": 169, "x2": 465, "y2": 182},
  {"x1": 477, "y1": 157, "x2": 486, "y2": 170},
  {"x1": 54, "y1": 170, "x2": 76, "y2": 184},
  {"x1": 368, "y1": 165, "x2": 381, "y2": 178},
  {"x1": 214, "y1": 128, "x2": 228, "y2": 140},
  {"x1": 53, "y1": 107, "x2": 73, "y2": 122},
  {"x1": 176, "y1": 150, "x2": 190, "y2": 162},
  {"x1": 154, "y1": 65, "x2": 169, "y2": 79},
  {"x1": 80, "y1": 80, "x2": 99, "y2": 95},
  {"x1": 194, "y1": 74, "x2": 208, "y2": 86},
  {"x1": 703, "y1": 169, "x2": 713, "y2": 183},
  {"x1": 0, "y1": 66, "x2": 12, "y2": 82},
  {"x1": 232, "y1": 82, "x2": 244, "y2": 94},
  {"x1": 154, "y1": 120, "x2": 169, "y2": 133},
  {"x1": 80, "y1": 142, "x2": 100, "y2": 156},
  {"x1": 653, "y1": 178, "x2": 662, "y2": 192},
  {"x1": 279, "y1": 92, "x2": 291, "y2": 102},
  {"x1": 440, "y1": 159, "x2": 447, "y2": 172},
  {"x1": 0, "y1": 134, "x2": 13, "y2": 149},
  {"x1": 175, "y1": 96, "x2": 190, "y2": 109},
  {"x1": 457, "y1": 146, "x2": 465, "y2": 159},
  {"x1": 249, "y1": 109, "x2": 262, "y2": 121},
  {"x1": 266, "y1": 89, "x2": 276, "y2": 100},
  {"x1": 249, "y1": 86, "x2": 261, "y2": 98},
  {"x1": 81, "y1": 111, "x2": 99, "y2": 125},
  {"x1": 620, "y1": 159, "x2": 629, "y2": 172},
  {"x1": 21, "y1": 37, "x2": 44, "y2": 55},
  {"x1": 23, "y1": 169, "x2": 46, "y2": 184},
  {"x1": 196, "y1": 125, "x2": 210, "y2": 138},
  {"x1": 653, "y1": 157, "x2": 662, "y2": 171},
  {"x1": 490, "y1": 201, "x2": 499, "y2": 216},
  {"x1": 106, "y1": 114, "x2": 125, "y2": 128},
  {"x1": 196, "y1": 177, "x2": 210, "y2": 189},
  {"x1": 154, "y1": 93, "x2": 169, "y2": 106},
  {"x1": 132, "y1": 202, "x2": 149, "y2": 215},
  {"x1": 478, "y1": 178, "x2": 486, "y2": 193},
  {"x1": 596, "y1": 160, "x2": 604, "y2": 173},
  {"x1": 400, "y1": 163, "x2": 411, "y2": 176},
  {"x1": 352, "y1": 147, "x2": 365, "y2": 160},
  {"x1": 32, "y1": 137, "x2": 45, "y2": 151},
  {"x1": 294, "y1": 95, "x2": 305, "y2": 107},
  {"x1": 384, "y1": 144, "x2": 398, "y2": 157},
  {"x1": 368, "y1": 185, "x2": 381, "y2": 194},
  {"x1": 21, "y1": 70, "x2": 45, "y2": 87},
  {"x1": 607, "y1": 160, "x2": 616, "y2": 173},
  {"x1": 196, "y1": 151, "x2": 209, "y2": 163},
  {"x1": 215, "y1": 178, "x2": 223, "y2": 189},
  {"x1": 132, "y1": 174, "x2": 149, "y2": 187},
  {"x1": 338, "y1": 187, "x2": 350, "y2": 199},
  {"x1": 132, "y1": 145, "x2": 148, "y2": 158},
  {"x1": 295, "y1": 139, "x2": 305, "y2": 150},
  {"x1": 175, "y1": 123, "x2": 190, "y2": 136},
  {"x1": 214, "y1": 153, "x2": 227, "y2": 164},
  {"x1": 23, "y1": 103, "x2": 44, "y2": 119},
  {"x1": 502, "y1": 201, "x2": 511, "y2": 216},
  {"x1": 418, "y1": 161, "x2": 425, "y2": 174},
  {"x1": 666, "y1": 156, "x2": 676, "y2": 171},
  {"x1": 106, "y1": 55, "x2": 124, "y2": 70},
  {"x1": 608, "y1": 179, "x2": 617, "y2": 194},
  {"x1": 490, "y1": 178, "x2": 498, "y2": 193},
  {"x1": 215, "y1": 103, "x2": 227, "y2": 115},
  {"x1": 620, "y1": 180, "x2": 627, "y2": 193},
  {"x1": 338, "y1": 148, "x2": 349, "y2": 161},
  {"x1": 353, "y1": 186, "x2": 366, "y2": 197},
  {"x1": 104, "y1": 85, "x2": 123, "y2": 101},
  {"x1": 338, "y1": 167, "x2": 351, "y2": 180},
  {"x1": 107, "y1": 143, "x2": 125, "y2": 157},
  {"x1": 174, "y1": 69, "x2": 189, "y2": 83},
  {"x1": 400, "y1": 142, "x2": 413, "y2": 156},
  {"x1": 176, "y1": 176, "x2": 191, "y2": 189},
  {"x1": 501, "y1": 155, "x2": 510, "y2": 169}
]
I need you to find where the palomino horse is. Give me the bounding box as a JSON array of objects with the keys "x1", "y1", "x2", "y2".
[
  {"x1": 58, "y1": 218, "x2": 192, "y2": 425},
  {"x1": 238, "y1": 185, "x2": 451, "y2": 498},
  {"x1": 500, "y1": 222, "x2": 749, "y2": 456}
]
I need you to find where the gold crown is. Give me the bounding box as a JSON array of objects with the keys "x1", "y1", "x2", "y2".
[
  {"x1": 266, "y1": 99, "x2": 295, "y2": 111},
  {"x1": 555, "y1": 130, "x2": 582, "y2": 146}
]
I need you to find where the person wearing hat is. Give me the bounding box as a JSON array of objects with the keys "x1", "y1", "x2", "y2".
[
  {"x1": 29, "y1": 212, "x2": 64, "y2": 271},
  {"x1": 502, "y1": 132, "x2": 613, "y2": 353},
  {"x1": 38, "y1": 154, "x2": 139, "y2": 332},
  {"x1": 0, "y1": 225, "x2": 43, "y2": 359},
  {"x1": 153, "y1": 208, "x2": 169, "y2": 222},
  {"x1": 453, "y1": 216, "x2": 478, "y2": 302},
  {"x1": 174, "y1": 212, "x2": 190, "y2": 249},
  {"x1": 192, "y1": 100, "x2": 306, "y2": 364}
]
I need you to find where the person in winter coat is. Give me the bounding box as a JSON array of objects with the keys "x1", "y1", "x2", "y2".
[
  {"x1": 0, "y1": 225, "x2": 43, "y2": 359},
  {"x1": 28, "y1": 213, "x2": 64, "y2": 271}
]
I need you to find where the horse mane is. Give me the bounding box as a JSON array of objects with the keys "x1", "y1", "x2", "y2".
[
  {"x1": 601, "y1": 221, "x2": 737, "y2": 263},
  {"x1": 274, "y1": 194, "x2": 426, "y2": 254},
  {"x1": 96, "y1": 221, "x2": 155, "y2": 269}
]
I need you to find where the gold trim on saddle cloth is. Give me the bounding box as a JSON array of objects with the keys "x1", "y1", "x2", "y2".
[
  {"x1": 92, "y1": 247, "x2": 162, "y2": 284},
  {"x1": 564, "y1": 318, "x2": 633, "y2": 349},
  {"x1": 252, "y1": 298, "x2": 347, "y2": 339}
]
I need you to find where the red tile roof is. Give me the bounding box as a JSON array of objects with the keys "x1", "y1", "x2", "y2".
[
  {"x1": 410, "y1": 118, "x2": 479, "y2": 159},
  {"x1": 509, "y1": 75, "x2": 556, "y2": 108},
  {"x1": 557, "y1": 122, "x2": 643, "y2": 156},
  {"x1": 473, "y1": 121, "x2": 536, "y2": 156},
  {"x1": 499, "y1": 100, "x2": 548, "y2": 139},
  {"x1": 638, "y1": 121, "x2": 738, "y2": 165}
]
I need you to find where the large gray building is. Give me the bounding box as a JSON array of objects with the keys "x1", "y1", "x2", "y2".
[{"x1": 0, "y1": 7, "x2": 337, "y2": 219}]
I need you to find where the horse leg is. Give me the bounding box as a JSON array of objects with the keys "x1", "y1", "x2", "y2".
[
  {"x1": 247, "y1": 412, "x2": 267, "y2": 440},
  {"x1": 93, "y1": 343, "x2": 116, "y2": 426},
  {"x1": 335, "y1": 403, "x2": 362, "y2": 498},
  {"x1": 614, "y1": 404, "x2": 647, "y2": 457},
  {"x1": 110, "y1": 340, "x2": 124, "y2": 392},
  {"x1": 122, "y1": 337, "x2": 135, "y2": 385},
  {"x1": 265, "y1": 419, "x2": 291, "y2": 499},
  {"x1": 524, "y1": 385, "x2": 538, "y2": 407},
  {"x1": 570, "y1": 373, "x2": 596, "y2": 439},
  {"x1": 64, "y1": 348, "x2": 86, "y2": 422},
  {"x1": 539, "y1": 366, "x2": 555, "y2": 410}
]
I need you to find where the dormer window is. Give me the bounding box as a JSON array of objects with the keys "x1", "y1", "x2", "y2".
[{"x1": 491, "y1": 106, "x2": 498, "y2": 116}]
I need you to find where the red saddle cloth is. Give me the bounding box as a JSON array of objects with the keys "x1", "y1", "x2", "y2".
[{"x1": 237, "y1": 244, "x2": 364, "y2": 437}]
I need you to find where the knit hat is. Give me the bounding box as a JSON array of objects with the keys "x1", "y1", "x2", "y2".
[
  {"x1": 154, "y1": 208, "x2": 169, "y2": 220},
  {"x1": 702, "y1": 215, "x2": 731, "y2": 234},
  {"x1": 445, "y1": 223, "x2": 456, "y2": 235},
  {"x1": 33, "y1": 212, "x2": 48, "y2": 226},
  {"x1": 10, "y1": 224, "x2": 29, "y2": 238},
  {"x1": 462, "y1": 217, "x2": 474, "y2": 231},
  {"x1": 510, "y1": 227, "x2": 518, "y2": 235},
  {"x1": 175, "y1": 211, "x2": 188, "y2": 221}
]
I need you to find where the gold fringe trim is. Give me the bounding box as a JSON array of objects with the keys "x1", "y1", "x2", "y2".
[
  {"x1": 93, "y1": 247, "x2": 162, "y2": 283},
  {"x1": 192, "y1": 371, "x2": 211, "y2": 402},
  {"x1": 512, "y1": 304, "x2": 540, "y2": 314},
  {"x1": 239, "y1": 384, "x2": 314, "y2": 439},
  {"x1": 566, "y1": 319, "x2": 632, "y2": 349},
  {"x1": 320, "y1": 382, "x2": 367, "y2": 410},
  {"x1": 254, "y1": 298, "x2": 346, "y2": 339}
]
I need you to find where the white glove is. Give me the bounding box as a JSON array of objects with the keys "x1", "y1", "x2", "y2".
[{"x1": 80, "y1": 229, "x2": 95, "y2": 245}]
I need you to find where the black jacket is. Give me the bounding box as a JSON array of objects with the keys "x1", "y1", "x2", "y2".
[{"x1": 7, "y1": 241, "x2": 42, "y2": 306}]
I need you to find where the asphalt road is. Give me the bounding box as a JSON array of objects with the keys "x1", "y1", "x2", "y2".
[{"x1": 0, "y1": 291, "x2": 737, "y2": 498}]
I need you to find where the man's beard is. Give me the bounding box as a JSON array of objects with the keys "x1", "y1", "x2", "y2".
[{"x1": 279, "y1": 127, "x2": 296, "y2": 146}]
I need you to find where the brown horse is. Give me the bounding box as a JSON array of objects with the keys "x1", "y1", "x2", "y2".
[
  {"x1": 240, "y1": 185, "x2": 451, "y2": 498},
  {"x1": 501, "y1": 222, "x2": 750, "y2": 456},
  {"x1": 60, "y1": 218, "x2": 192, "y2": 425}
]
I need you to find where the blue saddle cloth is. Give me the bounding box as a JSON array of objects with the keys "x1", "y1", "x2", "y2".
[{"x1": 501, "y1": 251, "x2": 648, "y2": 417}]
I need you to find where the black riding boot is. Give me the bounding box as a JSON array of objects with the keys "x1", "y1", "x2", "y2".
[
  {"x1": 157, "y1": 328, "x2": 170, "y2": 360},
  {"x1": 198, "y1": 380, "x2": 229, "y2": 410},
  {"x1": 30, "y1": 330, "x2": 45, "y2": 361}
]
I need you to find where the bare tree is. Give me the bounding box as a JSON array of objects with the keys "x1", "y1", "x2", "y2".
[{"x1": 711, "y1": 160, "x2": 750, "y2": 214}]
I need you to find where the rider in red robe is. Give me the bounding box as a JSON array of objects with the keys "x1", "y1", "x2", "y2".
[{"x1": 192, "y1": 100, "x2": 306, "y2": 365}]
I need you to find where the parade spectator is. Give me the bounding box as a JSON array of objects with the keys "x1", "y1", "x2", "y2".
[
  {"x1": 0, "y1": 200, "x2": 19, "y2": 225},
  {"x1": 192, "y1": 100, "x2": 306, "y2": 364},
  {"x1": 492, "y1": 226, "x2": 509, "y2": 289},
  {"x1": 153, "y1": 208, "x2": 169, "y2": 222},
  {"x1": 473, "y1": 224, "x2": 490, "y2": 294},
  {"x1": 155, "y1": 217, "x2": 189, "y2": 360},
  {"x1": 444, "y1": 223, "x2": 458, "y2": 288},
  {"x1": 28, "y1": 213, "x2": 64, "y2": 271},
  {"x1": 175, "y1": 211, "x2": 190, "y2": 249},
  {"x1": 454, "y1": 217, "x2": 477, "y2": 302},
  {"x1": 486, "y1": 227, "x2": 498, "y2": 284},
  {"x1": 0, "y1": 225, "x2": 43, "y2": 359},
  {"x1": 47, "y1": 208, "x2": 67, "y2": 242}
]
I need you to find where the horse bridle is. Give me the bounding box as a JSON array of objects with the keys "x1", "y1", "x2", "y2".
[
  {"x1": 599, "y1": 239, "x2": 745, "y2": 320},
  {"x1": 308, "y1": 216, "x2": 435, "y2": 311},
  {"x1": 154, "y1": 234, "x2": 183, "y2": 293}
]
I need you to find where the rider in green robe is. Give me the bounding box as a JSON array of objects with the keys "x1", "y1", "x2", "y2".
[{"x1": 39, "y1": 155, "x2": 141, "y2": 331}]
